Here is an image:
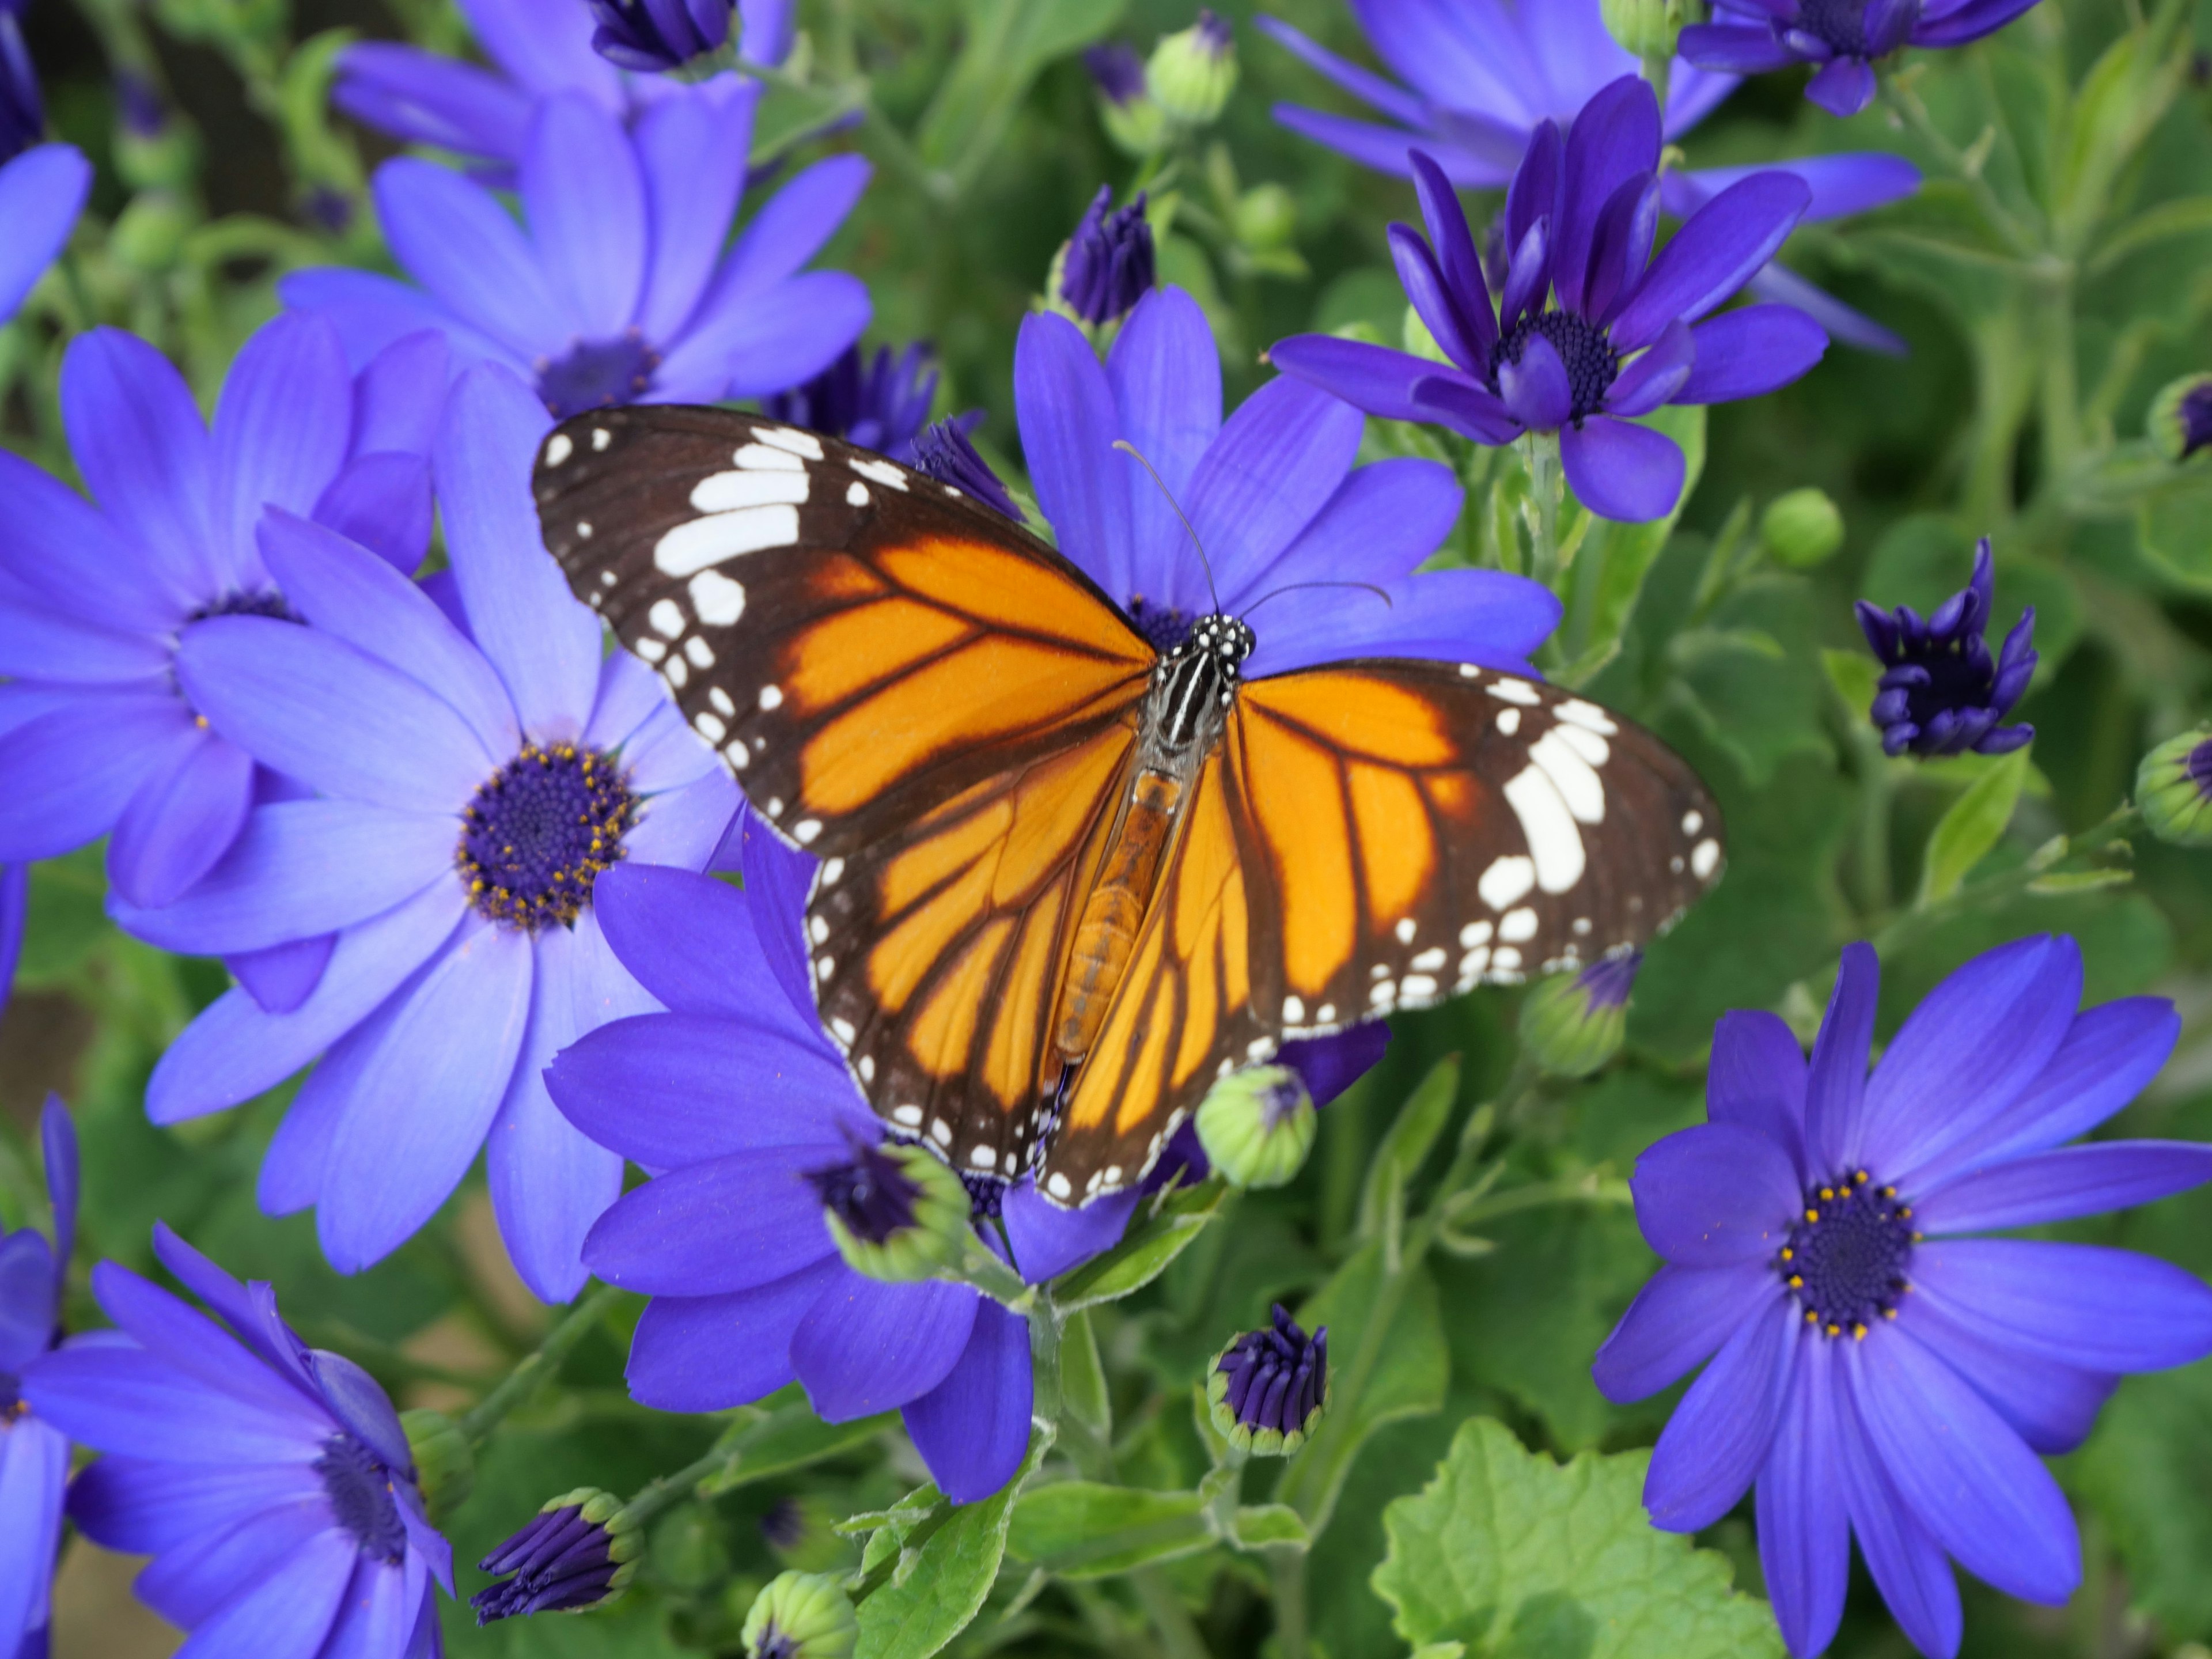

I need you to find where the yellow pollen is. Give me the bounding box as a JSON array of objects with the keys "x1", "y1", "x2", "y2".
[
  {"x1": 1880, "y1": 1185, "x2": 1896, "y2": 1198},
  {"x1": 1779, "y1": 1247, "x2": 1794, "y2": 1261},
  {"x1": 1804, "y1": 1209, "x2": 1820, "y2": 1223},
  {"x1": 1883, "y1": 1308, "x2": 1898, "y2": 1320},
  {"x1": 1820, "y1": 1187, "x2": 1835, "y2": 1201},
  {"x1": 1804, "y1": 1310, "x2": 1818, "y2": 1324},
  {"x1": 193, "y1": 714, "x2": 209, "y2": 728},
  {"x1": 1853, "y1": 1171, "x2": 1869, "y2": 1184},
  {"x1": 1852, "y1": 1323, "x2": 1868, "y2": 1340},
  {"x1": 1825, "y1": 1323, "x2": 1842, "y2": 1338},
  {"x1": 1787, "y1": 1275, "x2": 1803, "y2": 1288}
]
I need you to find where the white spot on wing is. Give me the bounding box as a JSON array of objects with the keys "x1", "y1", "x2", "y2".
[
  {"x1": 1683, "y1": 810, "x2": 1704, "y2": 836},
  {"x1": 1531, "y1": 729, "x2": 1606, "y2": 824},
  {"x1": 694, "y1": 711, "x2": 726, "y2": 743},
  {"x1": 724, "y1": 739, "x2": 749, "y2": 769},
  {"x1": 1047, "y1": 1173, "x2": 1073, "y2": 1199},
  {"x1": 809, "y1": 915, "x2": 829, "y2": 944},
  {"x1": 830, "y1": 1016, "x2": 855, "y2": 1043},
  {"x1": 894, "y1": 1104, "x2": 922, "y2": 1127},
  {"x1": 850, "y1": 456, "x2": 908, "y2": 490},
  {"x1": 931, "y1": 1118, "x2": 953, "y2": 1146},
  {"x1": 1460, "y1": 921, "x2": 1493, "y2": 947},
  {"x1": 821, "y1": 857, "x2": 844, "y2": 885},
  {"x1": 654, "y1": 506, "x2": 801, "y2": 575},
  {"x1": 1497, "y1": 707, "x2": 1522, "y2": 736},
  {"x1": 847, "y1": 481, "x2": 870, "y2": 506},
  {"x1": 733, "y1": 442, "x2": 805, "y2": 471},
  {"x1": 1499, "y1": 907, "x2": 1539, "y2": 942},
  {"x1": 1283, "y1": 995, "x2": 1305, "y2": 1024},
  {"x1": 1556, "y1": 699, "x2": 1618, "y2": 735},
  {"x1": 1400, "y1": 974, "x2": 1438, "y2": 999},
  {"x1": 1394, "y1": 918, "x2": 1417, "y2": 944},
  {"x1": 1315, "y1": 1003, "x2": 1335, "y2": 1023},
  {"x1": 692, "y1": 468, "x2": 808, "y2": 513},
  {"x1": 1554, "y1": 723, "x2": 1610, "y2": 767},
  {"x1": 684, "y1": 636, "x2": 714, "y2": 668},
  {"x1": 663, "y1": 656, "x2": 688, "y2": 687},
  {"x1": 592, "y1": 427, "x2": 612, "y2": 452},
  {"x1": 544, "y1": 433, "x2": 573, "y2": 467},
  {"x1": 1479, "y1": 855, "x2": 1535, "y2": 910},
  {"x1": 648, "y1": 599, "x2": 685, "y2": 638},
  {"x1": 794, "y1": 819, "x2": 821, "y2": 844},
  {"x1": 969, "y1": 1146, "x2": 997, "y2": 1169},
  {"x1": 759, "y1": 685, "x2": 783, "y2": 710},
  {"x1": 1487, "y1": 677, "x2": 1541, "y2": 706},
  {"x1": 752, "y1": 425, "x2": 824, "y2": 459},
  {"x1": 709, "y1": 686, "x2": 736, "y2": 716},
  {"x1": 1410, "y1": 946, "x2": 1446, "y2": 972},
  {"x1": 1692, "y1": 838, "x2": 1722, "y2": 879},
  {"x1": 1503, "y1": 766, "x2": 1586, "y2": 893}
]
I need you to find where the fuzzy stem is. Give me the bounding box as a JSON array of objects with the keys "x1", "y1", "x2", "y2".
[
  {"x1": 1270, "y1": 1547, "x2": 1312, "y2": 1659},
  {"x1": 457, "y1": 1284, "x2": 623, "y2": 1449}
]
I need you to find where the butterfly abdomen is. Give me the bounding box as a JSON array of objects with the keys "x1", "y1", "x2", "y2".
[{"x1": 1054, "y1": 769, "x2": 1184, "y2": 1062}]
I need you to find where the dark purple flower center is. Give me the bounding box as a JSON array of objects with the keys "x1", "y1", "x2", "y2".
[
  {"x1": 961, "y1": 1169, "x2": 1006, "y2": 1218},
  {"x1": 1489, "y1": 310, "x2": 1619, "y2": 424},
  {"x1": 1061, "y1": 186, "x2": 1156, "y2": 327},
  {"x1": 2183, "y1": 384, "x2": 2212, "y2": 459},
  {"x1": 759, "y1": 1495, "x2": 806, "y2": 1551},
  {"x1": 914, "y1": 416, "x2": 1026, "y2": 523},
  {"x1": 537, "y1": 333, "x2": 661, "y2": 421},
  {"x1": 1128, "y1": 597, "x2": 1194, "y2": 653},
  {"x1": 316, "y1": 1432, "x2": 407, "y2": 1563},
  {"x1": 472, "y1": 1502, "x2": 620, "y2": 1624},
  {"x1": 587, "y1": 0, "x2": 733, "y2": 74},
  {"x1": 1259, "y1": 1074, "x2": 1305, "y2": 1130},
  {"x1": 2188, "y1": 738, "x2": 2212, "y2": 798},
  {"x1": 457, "y1": 743, "x2": 635, "y2": 931},
  {"x1": 1218, "y1": 1304, "x2": 1328, "y2": 1435},
  {"x1": 1779, "y1": 1171, "x2": 1916, "y2": 1337},
  {"x1": 755, "y1": 1626, "x2": 804, "y2": 1659},
  {"x1": 190, "y1": 588, "x2": 301, "y2": 624},
  {"x1": 806, "y1": 1141, "x2": 921, "y2": 1245},
  {"x1": 1791, "y1": 0, "x2": 1878, "y2": 54}
]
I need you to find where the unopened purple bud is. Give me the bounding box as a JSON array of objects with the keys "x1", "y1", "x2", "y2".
[
  {"x1": 587, "y1": 0, "x2": 735, "y2": 75},
  {"x1": 1208, "y1": 1304, "x2": 1328, "y2": 1455},
  {"x1": 1059, "y1": 185, "x2": 1154, "y2": 327},
  {"x1": 472, "y1": 1488, "x2": 637, "y2": 1623},
  {"x1": 914, "y1": 416, "x2": 1025, "y2": 523},
  {"x1": 1855, "y1": 537, "x2": 2035, "y2": 760}
]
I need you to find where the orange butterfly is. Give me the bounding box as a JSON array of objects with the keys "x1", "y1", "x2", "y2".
[{"x1": 533, "y1": 389, "x2": 1721, "y2": 1205}]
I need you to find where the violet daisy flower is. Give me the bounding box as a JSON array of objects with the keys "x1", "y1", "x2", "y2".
[
  {"x1": 1018, "y1": 283, "x2": 1562, "y2": 667},
  {"x1": 1270, "y1": 86, "x2": 1827, "y2": 522},
  {"x1": 335, "y1": 0, "x2": 794, "y2": 176},
  {"x1": 0, "y1": 8, "x2": 89, "y2": 327},
  {"x1": 763, "y1": 342, "x2": 940, "y2": 464},
  {"x1": 112, "y1": 365, "x2": 738, "y2": 1302},
  {"x1": 1593, "y1": 938, "x2": 2212, "y2": 1659},
  {"x1": 0, "y1": 316, "x2": 445, "y2": 922},
  {"x1": 1857, "y1": 536, "x2": 2036, "y2": 758},
  {"x1": 24, "y1": 1223, "x2": 453, "y2": 1657},
  {"x1": 1683, "y1": 0, "x2": 2044, "y2": 119},
  {"x1": 283, "y1": 82, "x2": 869, "y2": 419},
  {"x1": 1258, "y1": 0, "x2": 1921, "y2": 353},
  {"x1": 0, "y1": 1099, "x2": 75, "y2": 1659}
]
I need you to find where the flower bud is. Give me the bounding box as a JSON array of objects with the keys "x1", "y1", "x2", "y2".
[
  {"x1": 1760, "y1": 487, "x2": 1844, "y2": 569},
  {"x1": 759, "y1": 1494, "x2": 847, "y2": 1571},
  {"x1": 1208, "y1": 1305, "x2": 1328, "y2": 1456},
  {"x1": 111, "y1": 193, "x2": 193, "y2": 274},
  {"x1": 399, "y1": 1407, "x2": 473, "y2": 1524},
  {"x1": 2137, "y1": 728, "x2": 2212, "y2": 847},
  {"x1": 471, "y1": 1488, "x2": 639, "y2": 1623},
  {"x1": 2147, "y1": 373, "x2": 2212, "y2": 463},
  {"x1": 1195, "y1": 1062, "x2": 1317, "y2": 1189},
  {"x1": 1084, "y1": 42, "x2": 1168, "y2": 157},
  {"x1": 1601, "y1": 0, "x2": 1690, "y2": 59},
  {"x1": 914, "y1": 415, "x2": 1025, "y2": 523},
  {"x1": 1056, "y1": 185, "x2": 1156, "y2": 328},
  {"x1": 808, "y1": 1136, "x2": 972, "y2": 1284},
  {"x1": 1233, "y1": 183, "x2": 1297, "y2": 252},
  {"x1": 1518, "y1": 950, "x2": 1641, "y2": 1079},
  {"x1": 1147, "y1": 10, "x2": 1238, "y2": 126},
  {"x1": 742, "y1": 1570, "x2": 859, "y2": 1659}
]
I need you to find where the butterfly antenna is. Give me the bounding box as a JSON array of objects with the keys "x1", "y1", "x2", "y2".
[
  {"x1": 1242, "y1": 579, "x2": 1394, "y2": 616},
  {"x1": 1113, "y1": 438, "x2": 1221, "y2": 614}
]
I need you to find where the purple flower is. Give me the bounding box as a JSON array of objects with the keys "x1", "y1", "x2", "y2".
[
  {"x1": 472, "y1": 1488, "x2": 635, "y2": 1620},
  {"x1": 24, "y1": 1224, "x2": 453, "y2": 1658},
  {"x1": 1210, "y1": 1304, "x2": 1328, "y2": 1453},
  {"x1": 1593, "y1": 938, "x2": 2212, "y2": 1658},
  {"x1": 1270, "y1": 87, "x2": 1826, "y2": 522},
  {"x1": 1684, "y1": 0, "x2": 2044, "y2": 118},
  {"x1": 589, "y1": 0, "x2": 734, "y2": 74},
  {"x1": 914, "y1": 415, "x2": 1024, "y2": 522},
  {"x1": 0, "y1": 1099, "x2": 74, "y2": 1659},
  {"x1": 111, "y1": 365, "x2": 738, "y2": 1301},
  {"x1": 283, "y1": 82, "x2": 869, "y2": 418},
  {"x1": 1856, "y1": 536, "x2": 2036, "y2": 758},
  {"x1": 0, "y1": 9, "x2": 88, "y2": 328},
  {"x1": 763, "y1": 342, "x2": 939, "y2": 463},
  {"x1": 1082, "y1": 40, "x2": 1147, "y2": 104},
  {"x1": 1258, "y1": 0, "x2": 1921, "y2": 353},
  {"x1": 0, "y1": 316, "x2": 442, "y2": 918},
  {"x1": 335, "y1": 0, "x2": 794, "y2": 175},
  {"x1": 0, "y1": 861, "x2": 24, "y2": 1014},
  {"x1": 1018, "y1": 283, "x2": 1561, "y2": 669},
  {"x1": 1060, "y1": 185, "x2": 1156, "y2": 327}
]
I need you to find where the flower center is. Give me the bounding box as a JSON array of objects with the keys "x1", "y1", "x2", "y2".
[
  {"x1": 1218, "y1": 1305, "x2": 1328, "y2": 1435},
  {"x1": 1129, "y1": 597, "x2": 1194, "y2": 653},
  {"x1": 1793, "y1": 0, "x2": 1879, "y2": 52},
  {"x1": 536, "y1": 333, "x2": 661, "y2": 420},
  {"x1": 1779, "y1": 1171, "x2": 1917, "y2": 1338},
  {"x1": 806, "y1": 1141, "x2": 921, "y2": 1245},
  {"x1": 189, "y1": 588, "x2": 301, "y2": 624},
  {"x1": 1489, "y1": 310, "x2": 1619, "y2": 424},
  {"x1": 315, "y1": 1433, "x2": 407, "y2": 1563},
  {"x1": 457, "y1": 743, "x2": 635, "y2": 932}
]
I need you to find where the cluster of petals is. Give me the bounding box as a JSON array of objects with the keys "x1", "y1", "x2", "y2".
[
  {"x1": 1685, "y1": 0, "x2": 2048, "y2": 118},
  {"x1": 114, "y1": 364, "x2": 736, "y2": 1304},
  {"x1": 1271, "y1": 80, "x2": 1828, "y2": 522},
  {"x1": 1256, "y1": 0, "x2": 1921, "y2": 351},
  {"x1": 1594, "y1": 937, "x2": 2212, "y2": 1658},
  {"x1": 0, "y1": 1099, "x2": 74, "y2": 1659},
  {"x1": 24, "y1": 1224, "x2": 452, "y2": 1659},
  {"x1": 1857, "y1": 537, "x2": 2037, "y2": 758},
  {"x1": 284, "y1": 79, "x2": 869, "y2": 422}
]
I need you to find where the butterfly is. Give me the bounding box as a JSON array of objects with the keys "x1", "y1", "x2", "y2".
[{"x1": 533, "y1": 408, "x2": 1724, "y2": 1205}]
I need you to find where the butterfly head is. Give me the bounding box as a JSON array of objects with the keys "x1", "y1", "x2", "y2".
[{"x1": 1187, "y1": 612, "x2": 1254, "y2": 669}]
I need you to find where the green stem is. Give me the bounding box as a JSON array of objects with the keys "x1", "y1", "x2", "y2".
[
  {"x1": 1878, "y1": 78, "x2": 2038, "y2": 260},
  {"x1": 1525, "y1": 431, "x2": 1562, "y2": 587},
  {"x1": 1870, "y1": 805, "x2": 2141, "y2": 957},
  {"x1": 457, "y1": 1284, "x2": 623, "y2": 1448},
  {"x1": 1130, "y1": 1568, "x2": 1211, "y2": 1659},
  {"x1": 1269, "y1": 1548, "x2": 1310, "y2": 1659},
  {"x1": 847, "y1": 1502, "x2": 956, "y2": 1602},
  {"x1": 1446, "y1": 1171, "x2": 1631, "y2": 1229},
  {"x1": 741, "y1": 59, "x2": 953, "y2": 202},
  {"x1": 2032, "y1": 257, "x2": 2080, "y2": 487},
  {"x1": 1639, "y1": 52, "x2": 1671, "y2": 112},
  {"x1": 1849, "y1": 719, "x2": 1895, "y2": 919}
]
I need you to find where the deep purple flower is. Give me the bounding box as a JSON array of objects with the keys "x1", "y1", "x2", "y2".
[
  {"x1": 111, "y1": 365, "x2": 738, "y2": 1301},
  {"x1": 1210, "y1": 1304, "x2": 1328, "y2": 1452},
  {"x1": 0, "y1": 861, "x2": 23, "y2": 1014},
  {"x1": 1259, "y1": 0, "x2": 1921, "y2": 352},
  {"x1": 1060, "y1": 185, "x2": 1156, "y2": 328},
  {"x1": 1083, "y1": 40, "x2": 1147, "y2": 104},
  {"x1": 472, "y1": 1488, "x2": 635, "y2": 1620},
  {"x1": 914, "y1": 415, "x2": 1024, "y2": 522},
  {"x1": 1593, "y1": 938, "x2": 2212, "y2": 1658},
  {"x1": 0, "y1": 1099, "x2": 74, "y2": 1659},
  {"x1": 0, "y1": 317, "x2": 442, "y2": 920},
  {"x1": 590, "y1": 0, "x2": 734, "y2": 74},
  {"x1": 0, "y1": 4, "x2": 40, "y2": 160},
  {"x1": 763, "y1": 343, "x2": 938, "y2": 463},
  {"x1": 285, "y1": 82, "x2": 869, "y2": 418},
  {"x1": 1018, "y1": 283, "x2": 1561, "y2": 671},
  {"x1": 335, "y1": 0, "x2": 794, "y2": 175},
  {"x1": 24, "y1": 1224, "x2": 453, "y2": 1658},
  {"x1": 1684, "y1": 0, "x2": 2046, "y2": 118},
  {"x1": 1270, "y1": 86, "x2": 1826, "y2": 522},
  {"x1": 2180, "y1": 381, "x2": 2212, "y2": 459},
  {"x1": 1856, "y1": 536, "x2": 2035, "y2": 758}
]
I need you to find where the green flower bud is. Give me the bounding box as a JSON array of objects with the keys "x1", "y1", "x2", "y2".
[
  {"x1": 1084, "y1": 42, "x2": 1169, "y2": 157},
  {"x1": 399, "y1": 1407, "x2": 474, "y2": 1524},
  {"x1": 2147, "y1": 373, "x2": 2212, "y2": 463},
  {"x1": 1759, "y1": 487, "x2": 1844, "y2": 569},
  {"x1": 111, "y1": 194, "x2": 194, "y2": 274},
  {"x1": 1518, "y1": 951, "x2": 1641, "y2": 1079},
  {"x1": 760, "y1": 1494, "x2": 849, "y2": 1572},
  {"x1": 743, "y1": 1570, "x2": 859, "y2": 1659},
  {"x1": 810, "y1": 1137, "x2": 973, "y2": 1284},
  {"x1": 2137, "y1": 728, "x2": 2212, "y2": 847},
  {"x1": 1601, "y1": 0, "x2": 1690, "y2": 59},
  {"x1": 1207, "y1": 1305, "x2": 1328, "y2": 1457},
  {"x1": 1233, "y1": 183, "x2": 1297, "y2": 252},
  {"x1": 1147, "y1": 10, "x2": 1238, "y2": 126},
  {"x1": 1195, "y1": 1062, "x2": 1317, "y2": 1189}
]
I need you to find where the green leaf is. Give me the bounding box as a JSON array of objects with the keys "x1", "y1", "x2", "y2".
[
  {"x1": 1916, "y1": 745, "x2": 2029, "y2": 904},
  {"x1": 751, "y1": 79, "x2": 867, "y2": 164},
  {"x1": 697, "y1": 1405, "x2": 893, "y2": 1497},
  {"x1": 1229, "y1": 1503, "x2": 1310, "y2": 1550},
  {"x1": 916, "y1": 0, "x2": 1124, "y2": 181},
  {"x1": 1006, "y1": 1481, "x2": 1214, "y2": 1579},
  {"x1": 2073, "y1": 1363, "x2": 2212, "y2": 1641},
  {"x1": 1554, "y1": 405, "x2": 1706, "y2": 688},
  {"x1": 16, "y1": 846, "x2": 110, "y2": 986},
  {"x1": 1051, "y1": 1179, "x2": 1226, "y2": 1311},
  {"x1": 1357, "y1": 1056, "x2": 1460, "y2": 1240},
  {"x1": 1372, "y1": 1418, "x2": 1785, "y2": 1658},
  {"x1": 854, "y1": 1435, "x2": 1045, "y2": 1659},
  {"x1": 1821, "y1": 648, "x2": 1880, "y2": 719}
]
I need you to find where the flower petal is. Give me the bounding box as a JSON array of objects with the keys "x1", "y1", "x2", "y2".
[
  {"x1": 1610, "y1": 172, "x2": 1812, "y2": 350},
  {"x1": 1602, "y1": 317, "x2": 1693, "y2": 418},
  {"x1": 522, "y1": 93, "x2": 649, "y2": 339},
  {"x1": 0, "y1": 1415, "x2": 66, "y2": 1658},
  {"x1": 1678, "y1": 305, "x2": 1827, "y2": 404},
  {"x1": 0, "y1": 692, "x2": 190, "y2": 862},
  {"x1": 59, "y1": 1455, "x2": 291, "y2": 1558},
  {"x1": 1014, "y1": 309, "x2": 1132, "y2": 600},
  {"x1": 1630, "y1": 1122, "x2": 1800, "y2": 1266},
  {"x1": 211, "y1": 313, "x2": 354, "y2": 583},
  {"x1": 150, "y1": 1520, "x2": 354, "y2": 1659},
  {"x1": 1002, "y1": 1182, "x2": 1136, "y2": 1284},
  {"x1": 0, "y1": 143, "x2": 90, "y2": 321},
  {"x1": 374, "y1": 157, "x2": 567, "y2": 358},
  {"x1": 1707, "y1": 1010, "x2": 1806, "y2": 1177},
  {"x1": 24, "y1": 1342, "x2": 324, "y2": 1465},
  {"x1": 58, "y1": 328, "x2": 218, "y2": 600},
  {"x1": 657, "y1": 268, "x2": 872, "y2": 403},
  {"x1": 1243, "y1": 567, "x2": 1561, "y2": 680},
  {"x1": 1911, "y1": 1237, "x2": 2212, "y2": 1374},
  {"x1": 1803, "y1": 942, "x2": 1876, "y2": 1177},
  {"x1": 280, "y1": 267, "x2": 518, "y2": 374},
  {"x1": 1593, "y1": 1259, "x2": 1776, "y2": 1403},
  {"x1": 590, "y1": 863, "x2": 822, "y2": 1037},
  {"x1": 350, "y1": 328, "x2": 452, "y2": 457},
  {"x1": 313, "y1": 452, "x2": 435, "y2": 574},
  {"x1": 1677, "y1": 21, "x2": 1799, "y2": 71},
  {"x1": 1191, "y1": 376, "x2": 1366, "y2": 608},
  {"x1": 1643, "y1": 1289, "x2": 1797, "y2": 1530},
  {"x1": 713, "y1": 148, "x2": 870, "y2": 306},
  {"x1": 1805, "y1": 56, "x2": 1877, "y2": 117},
  {"x1": 583, "y1": 1144, "x2": 838, "y2": 1296},
  {"x1": 227, "y1": 933, "x2": 336, "y2": 1016},
  {"x1": 625, "y1": 1259, "x2": 843, "y2": 1412},
  {"x1": 1253, "y1": 456, "x2": 1460, "y2": 590},
  {"x1": 1107, "y1": 286, "x2": 1221, "y2": 605},
  {"x1": 1757, "y1": 1337, "x2": 1849, "y2": 1659},
  {"x1": 903, "y1": 1297, "x2": 1033, "y2": 1504},
  {"x1": 1498, "y1": 332, "x2": 1571, "y2": 431},
  {"x1": 107, "y1": 726, "x2": 257, "y2": 910},
  {"x1": 1833, "y1": 1358, "x2": 1963, "y2": 1659},
  {"x1": 1895, "y1": 1292, "x2": 2113, "y2": 1455},
  {"x1": 790, "y1": 1272, "x2": 978, "y2": 1421},
  {"x1": 1915, "y1": 1140, "x2": 2212, "y2": 1234},
  {"x1": 1268, "y1": 334, "x2": 1447, "y2": 426},
  {"x1": 0, "y1": 446, "x2": 191, "y2": 633},
  {"x1": 632, "y1": 84, "x2": 758, "y2": 343},
  {"x1": 332, "y1": 46, "x2": 530, "y2": 161},
  {"x1": 317, "y1": 919, "x2": 534, "y2": 1272},
  {"x1": 1559, "y1": 415, "x2": 1684, "y2": 522},
  {"x1": 1554, "y1": 75, "x2": 1662, "y2": 317}
]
